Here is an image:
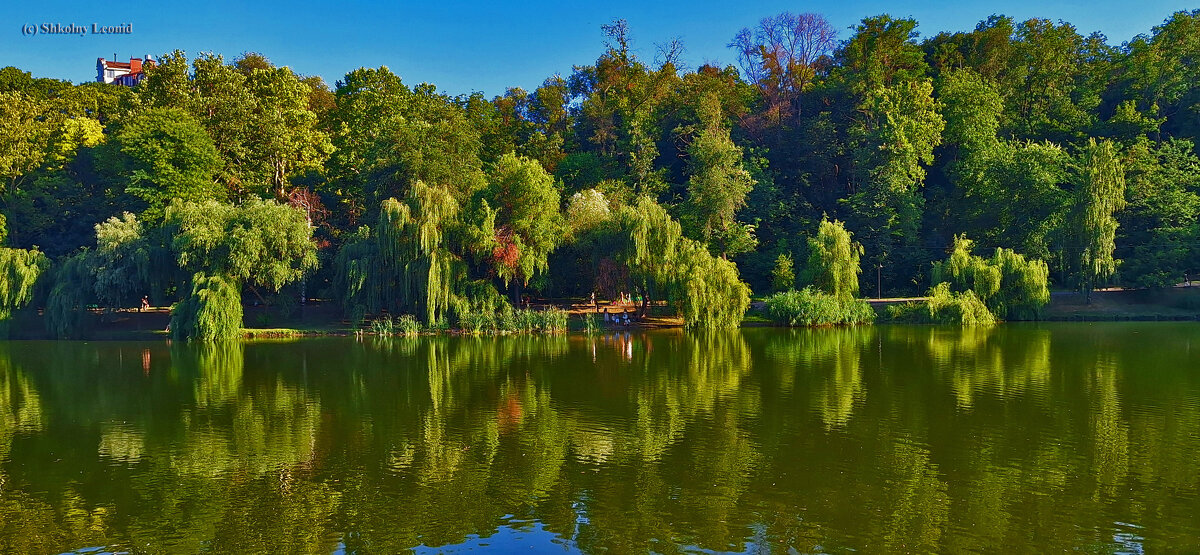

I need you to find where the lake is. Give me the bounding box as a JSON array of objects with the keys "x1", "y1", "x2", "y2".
[{"x1": 1, "y1": 323, "x2": 1197, "y2": 553}]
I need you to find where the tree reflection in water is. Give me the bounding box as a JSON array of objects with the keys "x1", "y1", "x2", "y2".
[{"x1": 0, "y1": 324, "x2": 1197, "y2": 553}]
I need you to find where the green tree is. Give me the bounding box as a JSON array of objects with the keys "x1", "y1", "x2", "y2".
[
  {"x1": 169, "y1": 273, "x2": 243, "y2": 341},
  {"x1": 166, "y1": 199, "x2": 317, "y2": 339},
  {"x1": 137, "y1": 51, "x2": 332, "y2": 199},
  {"x1": 837, "y1": 15, "x2": 930, "y2": 94},
  {"x1": 845, "y1": 79, "x2": 945, "y2": 288},
  {"x1": 0, "y1": 224, "x2": 49, "y2": 333},
  {"x1": 335, "y1": 183, "x2": 464, "y2": 326},
  {"x1": 770, "y1": 252, "x2": 795, "y2": 292},
  {"x1": 1072, "y1": 138, "x2": 1127, "y2": 299},
  {"x1": 0, "y1": 91, "x2": 51, "y2": 195},
  {"x1": 805, "y1": 217, "x2": 864, "y2": 301},
  {"x1": 43, "y1": 250, "x2": 97, "y2": 338},
  {"x1": 327, "y1": 67, "x2": 487, "y2": 222},
  {"x1": 613, "y1": 197, "x2": 749, "y2": 327},
  {"x1": 1116, "y1": 139, "x2": 1200, "y2": 287},
  {"x1": 484, "y1": 153, "x2": 564, "y2": 294},
  {"x1": 167, "y1": 199, "x2": 317, "y2": 292},
  {"x1": 931, "y1": 234, "x2": 1050, "y2": 320},
  {"x1": 682, "y1": 94, "x2": 757, "y2": 258},
  {"x1": 108, "y1": 107, "x2": 224, "y2": 221}
]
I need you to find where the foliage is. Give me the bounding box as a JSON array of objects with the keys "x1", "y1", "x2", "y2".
[
  {"x1": 1072, "y1": 138, "x2": 1127, "y2": 296},
  {"x1": 6, "y1": 10, "x2": 1200, "y2": 322},
  {"x1": 770, "y1": 252, "x2": 795, "y2": 292},
  {"x1": 169, "y1": 273, "x2": 243, "y2": 341},
  {"x1": 682, "y1": 93, "x2": 757, "y2": 258},
  {"x1": 765, "y1": 288, "x2": 876, "y2": 327},
  {"x1": 484, "y1": 153, "x2": 564, "y2": 287},
  {"x1": 107, "y1": 107, "x2": 223, "y2": 221},
  {"x1": 0, "y1": 246, "x2": 49, "y2": 326},
  {"x1": 92, "y1": 212, "x2": 154, "y2": 308},
  {"x1": 166, "y1": 199, "x2": 317, "y2": 292},
  {"x1": 616, "y1": 196, "x2": 751, "y2": 328},
  {"x1": 565, "y1": 188, "x2": 611, "y2": 237},
  {"x1": 931, "y1": 235, "x2": 1001, "y2": 303},
  {"x1": 805, "y1": 218, "x2": 863, "y2": 301},
  {"x1": 888, "y1": 283, "x2": 996, "y2": 326},
  {"x1": 672, "y1": 239, "x2": 751, "y2": 329},
  {"x1": 1116, "y1": 139, "x2": 1200, "y2": 288},
  {"x1": 0, "y1": 91, "x2": 51, "y2": 193},
  {"x1": 43, "y1": 250, "x2": 97, "y2": 338},
  {"x1": 931, "y1": 235, "x2": 1050, "y2": 320},
  {"x1": 990, "y1": 247, "x2": 1052, "y2": 320}
]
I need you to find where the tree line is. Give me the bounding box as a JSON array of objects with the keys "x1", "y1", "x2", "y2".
[{"x1": 1, "y1": 10, "x2": 1198, "y2": 337}]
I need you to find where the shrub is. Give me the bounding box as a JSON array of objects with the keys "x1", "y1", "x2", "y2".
[
  {"x1": 371, "y1": 314, "x2": 421, "y2": 337},
  {"x1": 887, "y1": 283, "x2": 996, "y2": 325},
  {"x1": 538, "y1": 308, "x2": 568, "y2": 333},
  {"x1": 396, "y1": 314, "x2": 421, "y2": 336},
  {"x1": 764, "y1": 288, "x2": 876, "y2": 327}
]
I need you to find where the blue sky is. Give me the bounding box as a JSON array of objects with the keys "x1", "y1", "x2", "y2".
[{"x1": 2, "y1": 0, "x2": 1195, "y2": 97}]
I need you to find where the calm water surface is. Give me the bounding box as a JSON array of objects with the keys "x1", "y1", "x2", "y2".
[{"x1": 1, "y1": 323, "x2": 1197, "y2": 553}]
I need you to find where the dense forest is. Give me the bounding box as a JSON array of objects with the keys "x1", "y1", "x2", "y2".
[{"x1": 1, "y1": 10, "x2": 1198, "y2": 337}]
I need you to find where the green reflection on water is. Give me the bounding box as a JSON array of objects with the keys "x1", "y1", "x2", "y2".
[{"x1": 0, "y1": 324, "x2": 1197, "y2": 553}]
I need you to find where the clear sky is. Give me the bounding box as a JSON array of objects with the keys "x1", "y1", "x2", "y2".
[{"x1": 2, "y1": 0, "x2": 1195, "y2": 98}]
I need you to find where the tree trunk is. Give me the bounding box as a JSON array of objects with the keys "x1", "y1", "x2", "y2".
[{"x1": 638, "y1": 284, "x2": 650, "y2": 319}]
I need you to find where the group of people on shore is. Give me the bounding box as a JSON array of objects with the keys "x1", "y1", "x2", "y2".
[{"x1": 590, "y1": 291, "x2": 635, "y2": 326}]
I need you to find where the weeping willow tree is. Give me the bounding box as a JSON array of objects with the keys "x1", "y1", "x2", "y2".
[
  {"x1": 0, "y1": 246, "x2": 48, "y2": 334},
  {"x1": 1072, "y1": 138, "x2": 1127, "y2": 301},
  {"x1": 44, "y1": 250, "x2": 97, "y2": 338},
  {"x1": 617, "y1": 196, "x2": 682, "y2": 318},
  {"x1": 335, "y1": 181, "x2": 464, "y2": 325},
  {"x1": 806, "y1": 217, "x2": 864, "y2": 301},
  {"x1": 932, "y1": 234, "x2": 1050, "y2": 320},
  {"x1": 931, "y1": 235, "x2": 1001, "y2": 302},
  {"x1": 169, "y1": 273, "x2": 243, "y2": 341},
  {"x1": 616, "y1": 196, "x2": 751, "y2": 328},
  {"x1": 672, "y1": 239, "x2": 751, "y2": 329},
  {"x1": 166, "y1": 199, "x2": 318, "y2": 341}
]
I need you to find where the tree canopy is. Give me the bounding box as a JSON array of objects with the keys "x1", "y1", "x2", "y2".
[{"x1": 3, "y1": 9, "x2": 1200, "y2": 333}]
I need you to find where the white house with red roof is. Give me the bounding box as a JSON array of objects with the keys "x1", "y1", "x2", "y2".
[{"x1": 96, "y1": 56, "x2": 155, "y2": 86}]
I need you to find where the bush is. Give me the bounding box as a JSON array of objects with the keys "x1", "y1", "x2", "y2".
[
  {"x1": 371, "y1": 314, "x2": 421, "y2": 337},
  {"x1": 764, "y1": 288, "x2": 876, "y2": 327},
  {"x1": 887, "y1": 283, "x2": 996, "y2": 325},
  {"x1": 538, "y1": 308, "x2": 568, "y2": 333},
  {"x1": 396, "y1": 314, "x2": 421, "y2": 336}
]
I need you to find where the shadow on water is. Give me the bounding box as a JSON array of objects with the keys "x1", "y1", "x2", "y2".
[{"x1": 0, "y1": 323, "x2": 1197, "y2": 553}]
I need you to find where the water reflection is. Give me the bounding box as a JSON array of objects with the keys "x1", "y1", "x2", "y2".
[{"x1": 0, "y1": 324, "x2": 1197, "y2": 553}]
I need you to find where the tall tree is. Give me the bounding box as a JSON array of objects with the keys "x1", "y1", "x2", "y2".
[
  {"x1": 730, "y1": 12, "x2": 836, "y2": 124},
  {"x1": 483, "y1": 153, "x2": 564, "y2": 296},
  {"x1": 1072, "y1": 138, "x2": 1127, "y2": 299},
  {"x1": 682, "y1": 94, "x2": 757, "y2": 258}
]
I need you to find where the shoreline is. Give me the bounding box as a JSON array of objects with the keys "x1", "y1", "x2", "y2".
[{"x1": 6, "y1": 288, "x2": 1197, "y2": 341}]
